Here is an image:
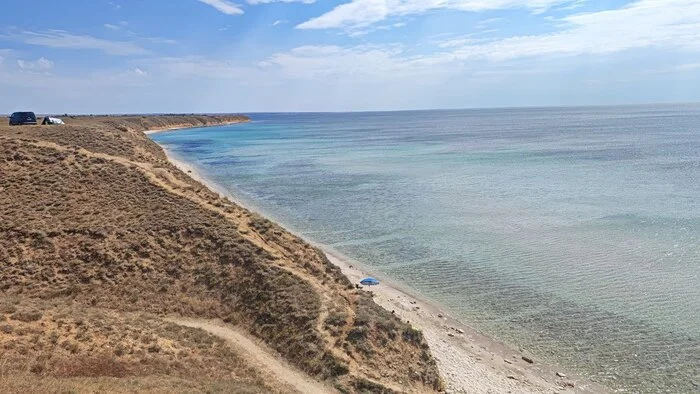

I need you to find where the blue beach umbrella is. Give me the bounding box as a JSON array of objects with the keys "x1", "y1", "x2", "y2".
[{"x1": 360, "y1": 277, "x2": 380, "y2": 286}]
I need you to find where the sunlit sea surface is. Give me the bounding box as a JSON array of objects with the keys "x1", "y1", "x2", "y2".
[{"x1": 152, "y1": 105, "x2": 700, "y2": 392}]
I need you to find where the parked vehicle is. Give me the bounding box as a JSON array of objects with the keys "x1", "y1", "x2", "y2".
[
  {"x1": 9, "y1": 112, "x2": 37, "y2": 126},
  {"x1": 42, "y1": 116, "x2": 65, "y2": 125}
]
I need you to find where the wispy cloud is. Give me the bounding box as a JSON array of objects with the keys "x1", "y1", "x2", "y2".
[
  {"x1": 17, "y1": 57, "x2": 54, "y2": 71},
  {"x1": 265, "y1": 0, "x2": 700, "y2": 81},
  {"x1": 144, "y1": 36, "x2": 178, "y2": 45},
  {"x1": 437, "y1": 34, "x2": 489, "y2": 49},
  {"x1": 197, "y1": 0, "x2": 244, "y2": 15},
  {"x1": 272, "y1": 20, "x2": 286, "y2": 26},
  {"x1": 475, "y1": 17, "x2": 502, "y2": 28},
  {"x1": 104, "y1": 21, "x2": 129, "y2": 30},
  {"x1": 259, "y1": 44, "x2": 412, "y2": 79},
  {"x1": 553, "y1": 0, "x2": 586, "y2": 12},
  {"x1": 437, "y1": 0, "x2": 700, "y2": 62},
  {"x1": 297, "y1": 0, "x2": 575, "y2": 30},
  {"x1": 248, "y1": 0, "x2": 314, "y2": 3},
  {"x1": 11, "y1": 30, "x2": 148, "y2": 56}
]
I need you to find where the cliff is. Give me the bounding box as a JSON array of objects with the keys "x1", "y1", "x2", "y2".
[{"x1": 0, "y1": 115, "x2": 442, "y2": 393}]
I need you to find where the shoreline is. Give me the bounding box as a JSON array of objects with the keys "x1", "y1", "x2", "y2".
[
  {"x1": 150, "y1": 126, "x2": 608, "y2": 394},
  {"x1": 143, "y1": 119, "x2": 250, "y2": 135}
]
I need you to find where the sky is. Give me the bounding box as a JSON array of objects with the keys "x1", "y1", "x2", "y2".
[{"x1": 1, "y1": 0, "x2": 700, "y2": 113}]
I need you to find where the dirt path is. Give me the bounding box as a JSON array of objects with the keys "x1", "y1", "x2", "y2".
[
  {"x1": 3, "y1": 135, "x2": 357, "y2": 392},
  {"x1": 167, "y1": 318, "x2": 336, "y2": 394}
]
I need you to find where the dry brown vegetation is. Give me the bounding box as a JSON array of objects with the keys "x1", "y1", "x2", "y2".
[{"x1": 0, "y1": 115, "x2": 442, "y2": 393}]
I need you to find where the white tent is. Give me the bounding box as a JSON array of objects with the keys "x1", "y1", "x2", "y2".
[{"x1": 42, "y1": 117, "x2": 65, "y2": 125}]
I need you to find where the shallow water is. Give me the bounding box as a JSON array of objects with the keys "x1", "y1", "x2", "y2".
[{"x1": 153, "y1": 105, "x2": 700, "y2": 392}]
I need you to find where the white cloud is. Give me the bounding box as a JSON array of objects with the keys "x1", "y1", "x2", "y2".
[
  {"x1": 197, "y1": 0, "x2": 244, "y2": 15},
  {"x1": 440, "y1": 0, "x2": 700, "y2": 62},
  {"x1": 260, "y1": 44, "x2": 414, "y2": 79},
  {"x1": 264, "y1": 0, "x2": 700, "y2": 81},
  {"x1": 3, "y1": 0, "x2": 700, "y2": 113},
  {"x1": 17, "y1": 57, "x2": 54, "y2": 71},
  {"x1": 438, "y1": 35, "x2": 489, "y2": 48},
  {"x1": 272, "y1": 20, "x2": 286, "y2": 26},
  {"x1": 145, "y1": 37, "x2": 178, "y2": 45},
  {"x1": 248, "y1": 0, "x2": 314, "y2": 3},
  {"x1": 104, "y1": 21, "x2": 128, "y2": 30},
  {"x1": 475, "y1": 17, "x2": 502, "y2": 28},
  {"x1": 14, "y1": 30, "x2": 148, "y2": 56},
  {"x1": 297, "y1": 0, "x2": 574, "y2": 30},
  {"x1": 553, "y1": 0, "x2": 585, "y2": 11}
]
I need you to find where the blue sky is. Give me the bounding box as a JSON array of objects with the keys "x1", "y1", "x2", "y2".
[{"x1": 1, "y1": 0, "x2": 699, "y2": 113}]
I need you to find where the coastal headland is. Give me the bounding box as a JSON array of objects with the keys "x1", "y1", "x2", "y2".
[
  {"x1": 0, "y1": 115, "x2": 441, "y2": 393},
  {"x1": 0, "y1": 115, "x2": 604, "y2": 393}
]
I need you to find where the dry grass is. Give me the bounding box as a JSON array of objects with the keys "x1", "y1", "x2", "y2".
[
  {"x1": 0, "y1": 300, "x2": 283, "y2": 393},
  {"x1": 0, "y1": 116, "x2": 442, "y2": 393}
]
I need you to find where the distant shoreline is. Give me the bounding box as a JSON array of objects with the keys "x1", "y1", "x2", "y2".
[
  {"x1": 143, "y1": 118, "x2": 249, "y2": 135},
  {"x1": 149, "y1": 122, "x2": 608, "y2": 394}
]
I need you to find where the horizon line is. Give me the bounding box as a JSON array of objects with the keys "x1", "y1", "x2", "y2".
[{"x1": 5, "y1": 100, "x2": 699, "y2": 117}]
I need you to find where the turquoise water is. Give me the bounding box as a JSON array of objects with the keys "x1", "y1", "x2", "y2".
[{"x1": 152, "y1": 105, "x2": 700, "y2": 393}]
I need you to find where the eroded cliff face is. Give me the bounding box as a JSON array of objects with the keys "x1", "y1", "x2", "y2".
[{"x1": 0, "y1": 116, "x2": 443, "y2": 393}]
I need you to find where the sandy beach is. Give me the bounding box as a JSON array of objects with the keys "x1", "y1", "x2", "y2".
[
  {"x1": 151, "y1": 128, "x2": 608, "y2": 394},
  {"x1": 142, "y1": 119, "x2": 249, "y2": 135}
]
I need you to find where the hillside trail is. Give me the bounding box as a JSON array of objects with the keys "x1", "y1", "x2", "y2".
[
  {"x1": 167, "y1": 318, "x2": 336, "y2": 394},
  {"x1": 2, "y1": 135, "x2": 404, "y2": 392}
]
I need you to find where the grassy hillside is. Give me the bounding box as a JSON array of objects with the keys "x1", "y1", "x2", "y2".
[{"x1": 0, "y1": 115, "x2": 443, "y2": 393}]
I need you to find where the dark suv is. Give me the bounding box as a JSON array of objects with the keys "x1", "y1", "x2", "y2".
[{"x1": 9, "y1": 112, "x2": 38, "y2": 126}]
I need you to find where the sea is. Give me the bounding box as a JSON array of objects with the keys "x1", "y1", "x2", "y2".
[{"x1": 151, "y1": 105, "x2": 700, "y2": 393}]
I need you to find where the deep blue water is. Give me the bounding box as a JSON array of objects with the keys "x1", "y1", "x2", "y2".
[{"x1": 152, "y1": 105, "x2": 700, "y2": 393}]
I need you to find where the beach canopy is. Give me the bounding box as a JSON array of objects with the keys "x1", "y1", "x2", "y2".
[{"x1": 360, "y1": 277, "x2": 380, "y2": 286}]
